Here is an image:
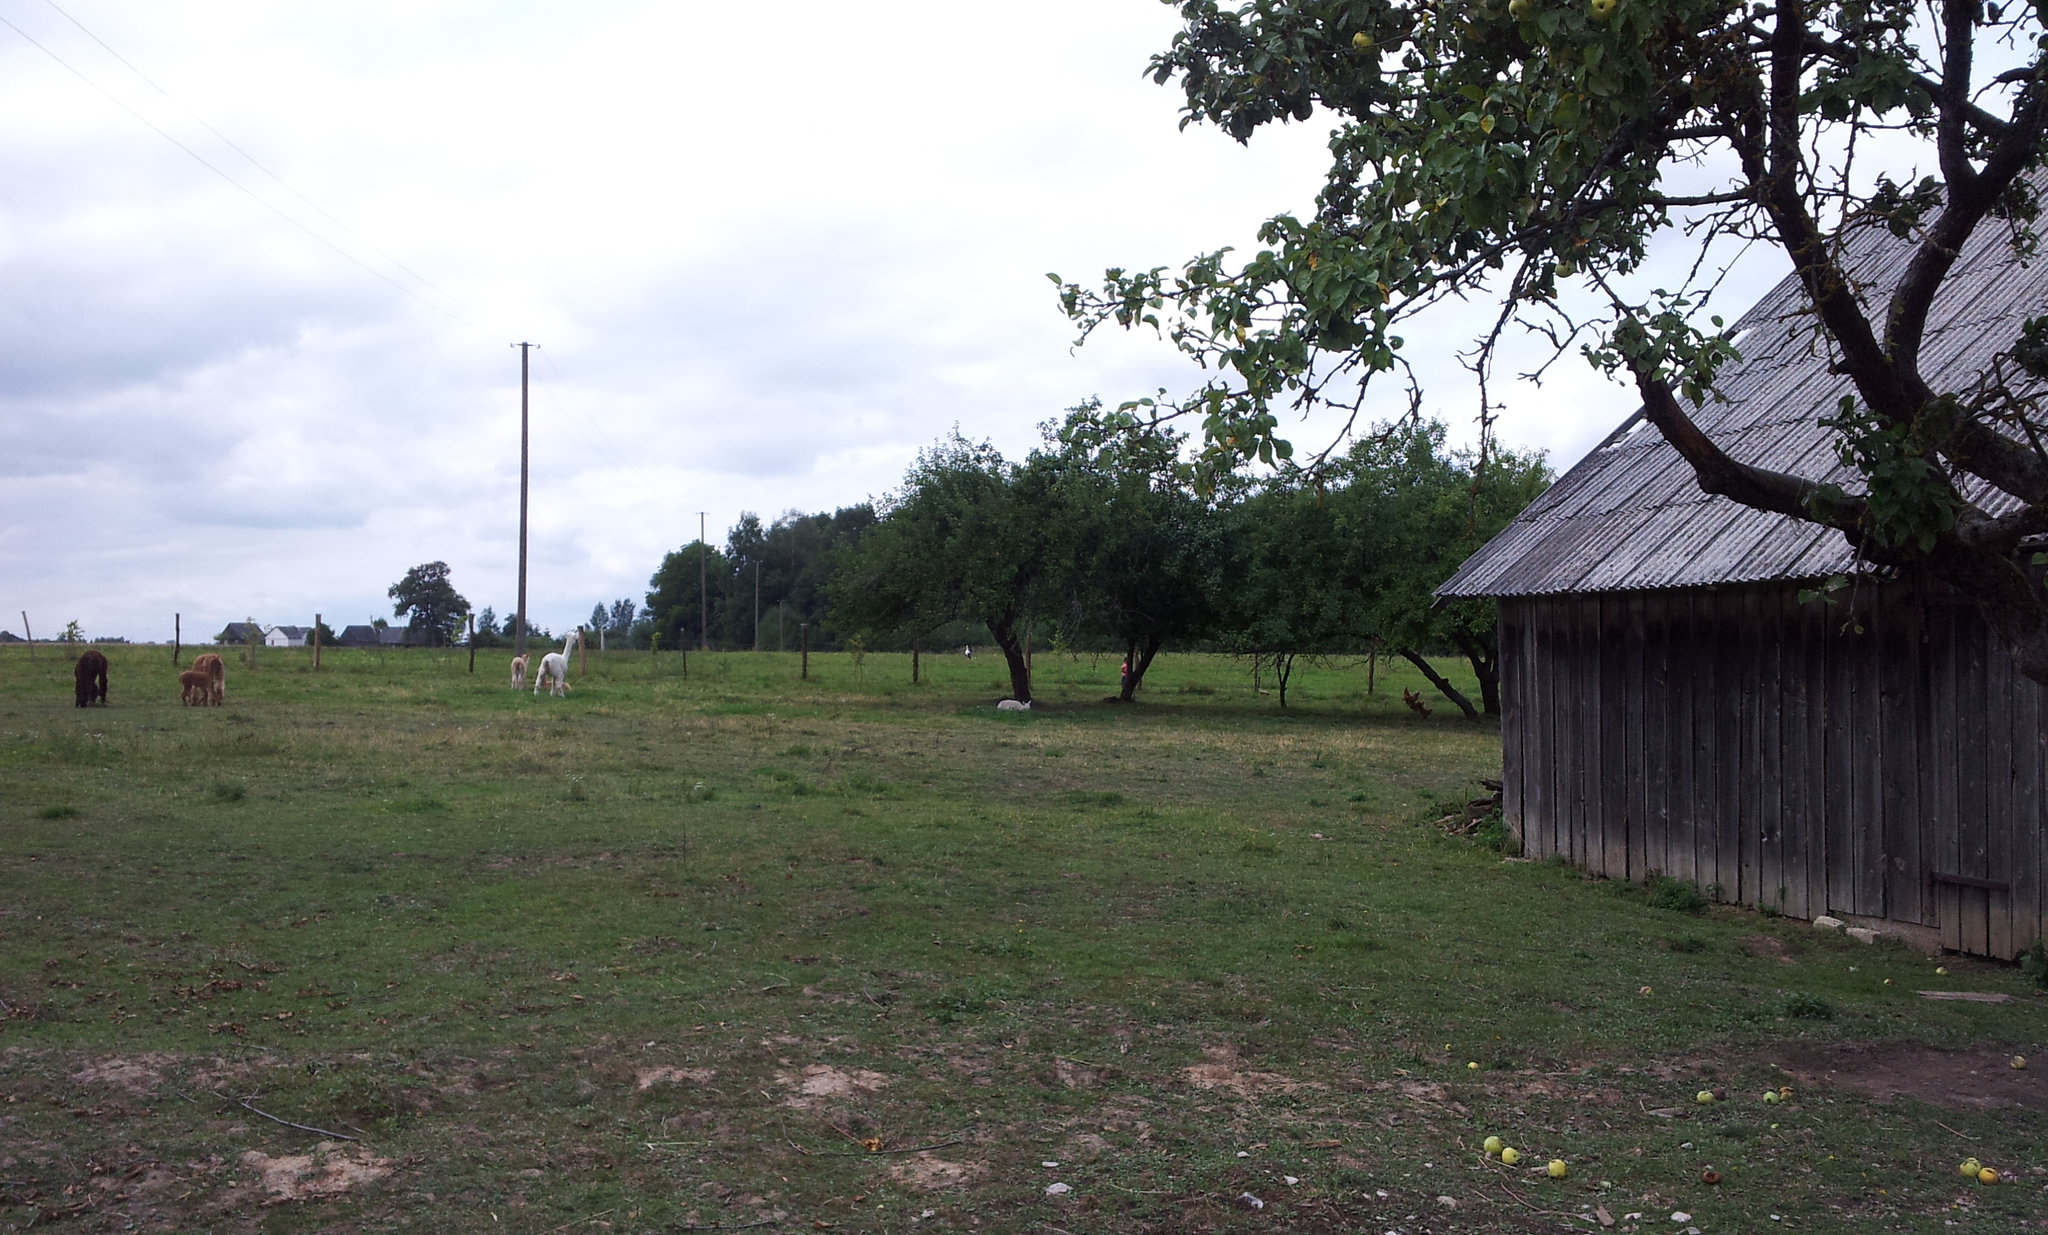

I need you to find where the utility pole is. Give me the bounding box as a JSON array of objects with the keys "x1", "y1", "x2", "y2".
[
  {"x1": 513, "y1": 342, "x2": 533, "y2": 661},
  {"x1": 698, "y1": 511, "x2": 709, "y2": 652}
]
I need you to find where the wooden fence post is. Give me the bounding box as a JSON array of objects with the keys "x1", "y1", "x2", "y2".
[
  {"x1": 465, "y1": 614, "x2": 473, "y2": 674},
  {"x1": 173, "y1": 613, "x2": 181, "y2": 666},
  {"x1": 912, "y1": 636, "x2": 920, "y2": 685},
  {"x1": 800, "y1": 623, "x2": 810, "y2": 680},
  {"x1": 20, "y1": 612, "x2": 32, "y2": 659},
  {"x1": 313, "y1": 613, "x2": 323, "y2": 671},
  {"x1": 578, "y1": 626, "x2": 587, "y2": 679}
]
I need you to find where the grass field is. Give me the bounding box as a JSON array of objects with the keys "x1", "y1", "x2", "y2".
[{"x1": 1, "y1": 643, "x2": 2041, "y2": 1234}]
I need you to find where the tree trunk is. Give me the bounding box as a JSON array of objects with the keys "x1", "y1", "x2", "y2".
[
  {"x1": 1118, "y1": 634, "x2": 1163, "y2": 702},
  {"x1": 1275, "y1": 652, "x2": 1295, "y2": 708},
  {"x1": 1398, "y1": 648, "x2": 1479, "y2": 720},
  {"x1": 1451, "y1": 631, "x2": 1501, "y2": 716},
  {"x1": 988, "y1": 616, "x2": 1033, "y2": 703}
]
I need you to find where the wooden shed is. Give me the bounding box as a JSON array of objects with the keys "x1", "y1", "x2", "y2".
[{"x1": 1439, "y1": 213, "x2": 2048, "y2": 960}]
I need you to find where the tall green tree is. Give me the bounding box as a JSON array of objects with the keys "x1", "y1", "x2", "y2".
[
  {"x1": 1216, "y1": 475, "x2": 1372, "y2": 707},
  {"x1": 1335, "y1": 422, "x2": 1551, "y2": 716},
  {"x1": 838, "y1": 434, "x2": 1053, "y2": 702},
  {"x1": 387, "y1": 561, "x2": 469, "y2": 647},
  {"x1": 1059, "y1": 0, "x2": 2048, "y2": 682},
  {"x1": 751, "y1": 506, "x2": 878, "y2": 651},
  {"x1": 1044, "y1": 410, "x2": 1225, "y2": 700},
  {"x1": 645, "y1": 542, "x2": 729, "y2": 652}
]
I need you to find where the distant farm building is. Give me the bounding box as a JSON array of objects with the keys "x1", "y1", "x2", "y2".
[
  {"x1": 337, "y1": 624, "x2": 383, "y2": 648},
  {"x1": 1441, "y1": 210, "x2": 2048, "y2": 960}
]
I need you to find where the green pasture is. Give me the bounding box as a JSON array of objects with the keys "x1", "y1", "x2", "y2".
[{"x1": 0, "y1": 644, "x2": 2040, "y2": 1233}]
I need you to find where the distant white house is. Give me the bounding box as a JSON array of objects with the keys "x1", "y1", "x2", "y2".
[{"x1": 264, "y1": 625, "x2": 308, "y2": 648}]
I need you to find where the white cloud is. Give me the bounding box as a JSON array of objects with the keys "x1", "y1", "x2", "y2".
[{"x1": 1, "y1": 0, "x2": 1801, "y2": 641}]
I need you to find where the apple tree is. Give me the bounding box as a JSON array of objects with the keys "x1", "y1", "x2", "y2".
[
  {"x1": 1057, "y1": 0, "x2": 2048, "y2": 681},
  {"x1": 388, "y1": 561, "x2": 470, "y2": 647}
]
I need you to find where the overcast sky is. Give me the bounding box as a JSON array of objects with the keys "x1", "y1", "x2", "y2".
[{"x1": 0, "y1": 0, "x2": 1795, "y2": 642}]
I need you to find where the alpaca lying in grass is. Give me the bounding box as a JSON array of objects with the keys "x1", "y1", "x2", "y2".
[
  {"x1": 178, "y1": 669, "x2": 214, "y2": 706},
  {"x1": 74, "y1": 650, "x2": 108, "y2": 707},
  {"x1": 510, "y1": 654, "x2": 529, "y2": 689},
  {"x1": 191, "y1": 653, "x2": 225, "y2": 705},
  {"x1": 1402, "y1": 687, "x2": 1432, "y2": 718},
  {"x1": 533, "y1": 632, "x2": 577, "y2": 697}
]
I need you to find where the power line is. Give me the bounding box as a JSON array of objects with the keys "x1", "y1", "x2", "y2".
[
  {"x1": 38, "y1": 0, "x2": 479, "y2": 325},
  {"x1": 533, "y1": 346, "x2": 640, "y2": 475},
  {"x1": 0, "y1": 9, "x2": 483, "y2": 332}
]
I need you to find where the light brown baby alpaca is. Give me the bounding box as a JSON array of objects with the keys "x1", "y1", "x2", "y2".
[
  {"x1": 510, "y1": 654, "x2": 529, "y2": 689},
  {"x1": 191, "y1": 653, "x2": 225, "y2": 705},
  {"x1": 178, "y1": 669, "x2": 212, "y2": 706}
]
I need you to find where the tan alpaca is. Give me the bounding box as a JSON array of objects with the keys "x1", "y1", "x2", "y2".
[
  {"x1": 178, "y1": 669, "x2": 212, "y2": 706},
  {"x1": 191, "y1": 653, "x2": 225, "y2": 705},
  {"x1": 510, "y1": 654, "x2": 529, "y2": 689}
]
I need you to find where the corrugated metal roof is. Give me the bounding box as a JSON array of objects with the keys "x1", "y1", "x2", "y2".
[{"x1": 1440, "y1": 196, "x2": 2048, "y2": 599}]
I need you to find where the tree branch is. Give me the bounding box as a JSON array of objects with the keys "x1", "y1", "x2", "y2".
[{"x1": 1631, "y1": 365, "x2": 1864, "y2": 529}]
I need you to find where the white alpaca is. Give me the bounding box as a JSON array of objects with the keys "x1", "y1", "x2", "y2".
[
  {"x1": 510, "y1": 654, "x2": 529, "y2": 689},
  {"x1": 996, "y1": 698, "x2": 1031, "y2": 711},
  {"x1": 534, "y1": 631, "x2": 578, "y2": 697}
]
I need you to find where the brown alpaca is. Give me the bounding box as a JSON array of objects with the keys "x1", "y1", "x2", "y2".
[
  {"x1": 74, "y1": 649, "x2": 109, "y2": 707},
  {"x1": 1402, "y1": 687, "x2": 1432, "y2": 718},
  {"x1": 178, "y1": 669, "x2": 212, "y2": 706},
  {"x1": 191, "y1": 653, "x2": 225, "y2": 705}
]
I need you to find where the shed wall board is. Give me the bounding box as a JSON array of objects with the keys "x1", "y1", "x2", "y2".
[{"x1": 1500, "y1": 582, "x2": 2044, "y2": 959}]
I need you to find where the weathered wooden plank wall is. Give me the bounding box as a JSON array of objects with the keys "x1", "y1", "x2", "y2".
[{"x1": 1501, "y1": 582, "x2": 2046, "y2": 960}]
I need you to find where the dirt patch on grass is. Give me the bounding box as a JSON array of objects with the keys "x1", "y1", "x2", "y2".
[
  {"x1": 1769, "y1": 1042, "x2": 2046, "y2": 1111},
  {"x1": 775, "y1": 1064, "x2": 889, "y2": 1109},
  {"x1": 886, "y1": 1153, "x2": 987, "y2": 1191},
  {"x1": 1051, "y1": 1058, "x2": 1117, "y2": 1089},
  {"x1": 1183, "y1": 1044, "x2": 1307, "y2": 1098},
  {"x1": 69, "y1": 1055, "x2": 172, "y2": 1096},
  {"x1": 240, "y1": 1142, "x2": 394, "y2": 1201},
  {"x1": 635, "y1": 1066, "x2": 715, "y2": 1090},
  {"x1": 1741, "y1": 934, "x2": 1797, "y2": 963}
]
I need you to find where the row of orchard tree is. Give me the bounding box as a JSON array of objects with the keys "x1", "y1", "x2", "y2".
[
  {"x1": 506, "y1": 412, "x2": 1546, "y2": 716},
  {"x1": 827, "y1": 412, "x2": 1548, "y2": 716}
]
